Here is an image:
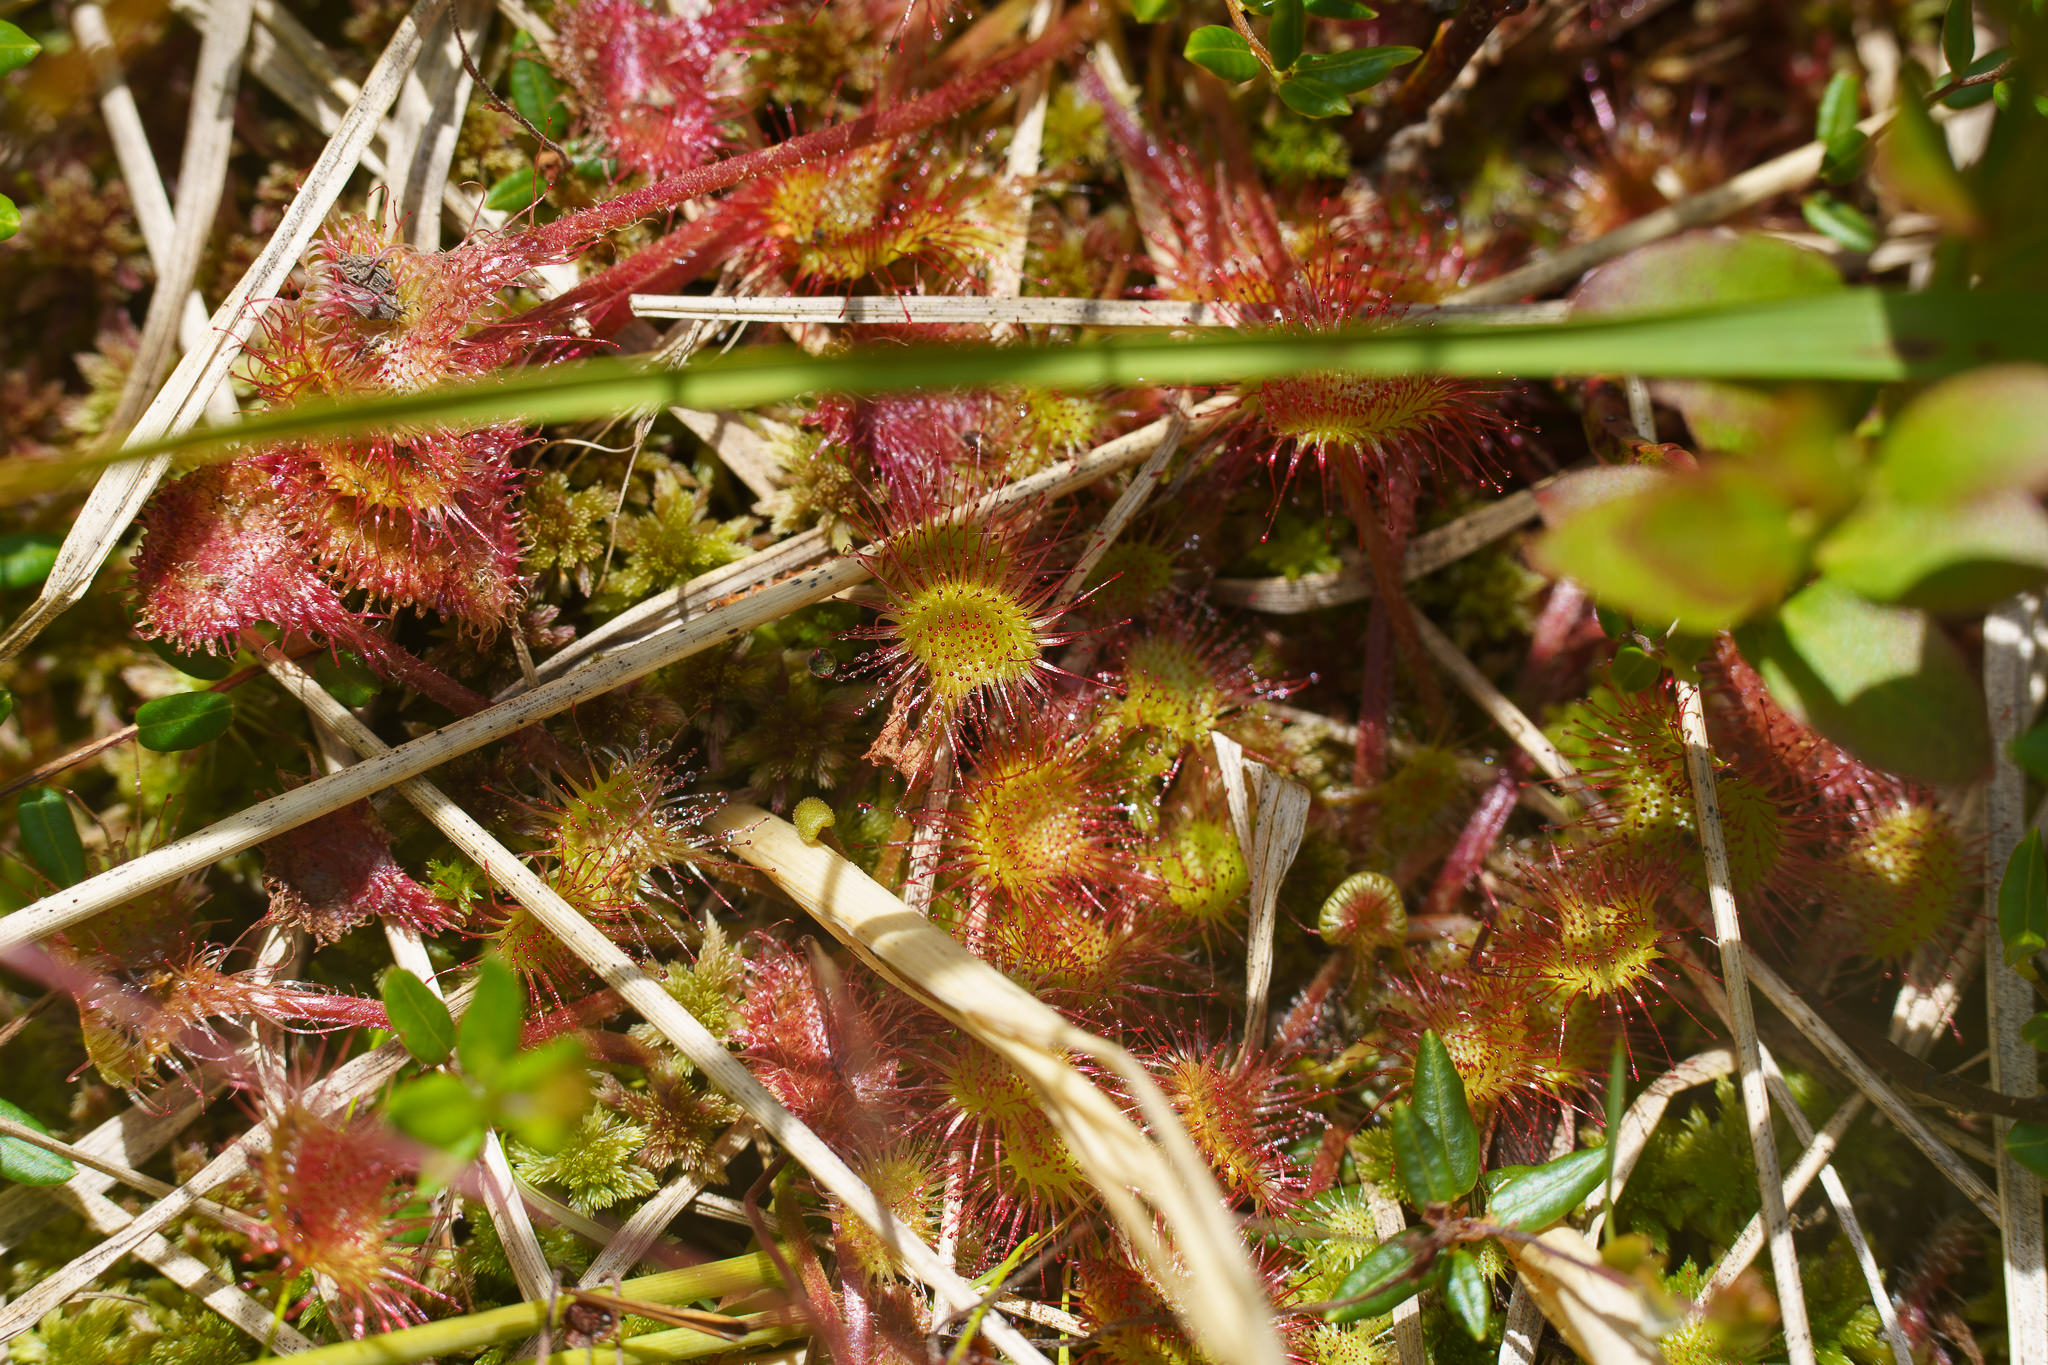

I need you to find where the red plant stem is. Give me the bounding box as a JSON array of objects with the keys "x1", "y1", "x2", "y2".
[
  {"x1": 1354, "y1": 597, "x2": 1392, "y2": 786},
  {"x1": 525, "y1": 2, "x2": 1102, "y2": 261},
  {"x1": 1518, "y1": 578, "x2": 1589, "y2": 708},
  {"x1": 1341, "y1": 465, "x2": 1445, "y2": 742},
  {"x1": 1422, "y1": 750, "x2": 1529, "y2": 918}
]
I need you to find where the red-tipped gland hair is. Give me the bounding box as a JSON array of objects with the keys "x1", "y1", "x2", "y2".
[
  {"x1": 1147, "y1": 1038, "x2": 1312, "y2": 1213},
  {"x1": 1389, "y1": 969, "x2": 1598, "y2": 1118},
  {"x1": 1496, "y1": 845, "x2": 1679, "y2": 1020},
  {"x1": 930, "y1": 1040, "x2": 1088, "y2": 1245},
  {"x1": 1100, "y1": 607, "x2": 1269, "y2": 750}
]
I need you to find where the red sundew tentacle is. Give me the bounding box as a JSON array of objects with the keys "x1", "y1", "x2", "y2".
[{"x1": 522, "y1": 3, "x2": 1102, "y2": 263}]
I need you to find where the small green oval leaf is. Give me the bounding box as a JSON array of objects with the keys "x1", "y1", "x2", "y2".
[
  {"x1": 17, "y1": 787, "x2": 86, "y2": 889},
  {"x1": 1412, "y1": 1030, "x2": 1480, "y2": 1199},
  {"x1": 1484, "y1": 1148, "x2": 1610, "y2": 1231},
  {"x1": 457, "y1": 956, "x2": 526, "y2": 1080},
  {"x1": 1267, "y1": 0, "x2": 1305, "y2": 71},
  {"x1": 0, "y1": 534, "x2": 61, "y2": 590},
  {"x1": 142, "y1": 635, "x2": 234, "y2": 680},
  {"x1": 1296, "y1": 44, "x2": 1418, "y2": 93},
  {"x1": 0, "y1": 194, "x2": 17, "y2": 242},
  {"x1": 1129, "y1": 0, "x2": 1177, "y2": 21},
  {"x1": 2022, "y1": 1012, "x2": 2048, "y2": 1052},
  {"x1": 0, "y1": 21, "x2": 41, "y2": 78},
  {"x1": 314, "y1": 651, "x2": 382, "y2": 708},
  {"x1": 1610, "y1": 645, "x2": 1663, "y2": 693},
  {"x1": 2011, "y1": 723, "x2": 2048, "y2": 782},
  {"x1": 1816, "y1": 493, "x2": 2048, "y2": 614},
  {"x1": 1444, "y1": 1250, "x2": 1489, "y2": 1340},
  {"x1": 507, "y1": 38, "x2": 571, "y2": 142},
  {"x1": 382, "y1": 969, "x2": 457, "y2": 1066},
  {"x1": 134, "y1": 692, "x2": 235, "y2": 752},
  {"x1": 484, "y1": 167, "x2": 544, "y2": 212},
  {"x1": 1877, "y1": 363, "x2": 2048, "y2": 504},
  {"x1": 2006, "y1": 1120, "x2": 2048, "y2": 1179},
  {"x1": 1304, "y1": 0, "x2": 1376, "y2": 17},
  {"x1": 0, "y1": 1099, "x2": 76, "y2": 1185},
  {"x1": 1816, "y1": 69, "x2": 1861, "y2": 146},
  {"x1": 2000, "y1": 828, "x2": 2048, "y2": 969},
  {"x1": 1943, "y1": 0, "x2": 1975, "y2": 75},
  {"x1": 1184, "y1": 26, "x2": 1263, "y2": 83},
  {"x1": 1387, "y1": 1100, "x2": 1460, "y2": 1206},
  {"x1": 386, "y1": 1072, "x2": 490, "y2": 1150},
  {"x1": 1801, "y1": 192, "x2": 1877, "y2": 253},
  {"x1": 1735, "y1": 579, "x2": 1991, "y2": 786},
  {"x1": 1328, "y1": 1228, "x2": 1433, "y2": 1324},
  {"x1": 1277, "y1": 73, "x2": 1349, "y2": 119},
  {"x1": 1820, "y1": 129, "x2": 1870, "y2": 185}
]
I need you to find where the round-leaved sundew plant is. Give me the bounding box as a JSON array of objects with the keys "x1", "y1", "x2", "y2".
[{"x1": 848, "y1": 464, "x2": 1076, "y2": 767}]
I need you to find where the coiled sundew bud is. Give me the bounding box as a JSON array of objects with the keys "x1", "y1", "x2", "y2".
[
  {"x1": 848, "y1": 466, "x2": 1074, "y2": 749},
  {"x1": 1318, "y1": 871, "x2": 1406, "y2": 953},
  {"x1": 1824, "y1": 802, "x2": 1974, "y2": 964},
  {"x1": 1148, "y1": 816, "x2": 1251, "y2": 931}
]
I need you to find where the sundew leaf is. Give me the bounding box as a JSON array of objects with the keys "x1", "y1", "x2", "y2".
[
  {"x1": 1184, "y1": 26, "x2": 1263, "y2": 82},
  {"x1": 1999, "y1": 828, "x2": 2048, "y2": 969},
  {"x1": 1411, "y1": 1031, "x2": 1479, "y2": 1198},
  {"x1": 1327, "y1": 1228, "x2": 1435, "y2": 1323},
  {"x1": 19, "y1": 289, "x2": 2048, "y2": 504},
  {"x1": 17, "y1": 788, "x2": 86, "y2": 889},
  {"x1": 134, "y1": 693, "x2": 235, "y2": 752},
  {"x1": 382, "y1": 969, "x2": 457, "y2": 1066},
  {"x1": 0, "y1": 1099, "x2": 75, "y2": 1186}
]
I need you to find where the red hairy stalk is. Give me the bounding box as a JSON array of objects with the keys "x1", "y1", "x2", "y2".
[{"x1": 1423, "y1": 751, "x2": 1530, "y2": 918}]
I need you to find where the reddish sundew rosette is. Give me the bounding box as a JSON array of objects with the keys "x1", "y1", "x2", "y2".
[
  {"x1": 262, "y1": 800, "x2": 461, "y2": 946},
  {"x1": 1386, "y1": 968, "x2": 1604, "y2": 1121},
  {"x1": 928, "y1": 1038, "x2": 1089, "y2": 1248},
  {"x1": 1494, "y1": 845, "x2": 1681, "y2": 1025},
  {"x1": 248, "y1": 1103, "x2": 442, "y2": 1337},
  {"x1": 1146, "y1": 1039, "x2": 1313, "y2": 1215},
  {"x1": 846, "y1": 465, "x2": 1077, "y2": 763}
]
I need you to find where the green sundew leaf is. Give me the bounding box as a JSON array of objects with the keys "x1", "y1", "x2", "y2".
[
  {"x1": 484, "y1": 167, "x2": 543, "y2": 212},
  {"x1": 1387, "y1": 1101, "x2": 1460, "y2": 1206},
  {"x1": 1267, "y1": 0, "x2": 1305, "y2": 70},
  {"x1": 134, "y1": 692, "x2": 234, "y2": 752},
  {"x1": 1943, "y1": 0, "x2": 1975, "y2": 75},
  {"x1": 1483, "y1": 1148, "x2": 1610, "y2": 1231},
  {"x1": 1736, "y1": 579, "x2": 1991, "y2": 787},
  {"x1": 1816, "y1": 493, "x2": 2048, "y2": 614},
  {"x1": 1802, "y1": 193, "x2": 1878, "y2": 253},
  {"x1": 1277, "y1": 74, "x2": 1349, "y2": 118},
  {"x1": 314, "y1": 651, "x2": 381, "y2": 708},
  {"x1": 1876, "y1": 363, "x2": 2048, "y2": 504},
  {"x1": 1535, "y1": 465, "x2": 1810, "y2": 632},
  {"x1": 1295, "y1": 44, "x2": 1418, "y2": 93},
  {"x1": 1821, "y1": 130, "x2": 1870, "y2": 186},
  {"x1": 0, "y1": 194, "x2": 17, "y2": 242},
  {"x1": 1999, "y1": 828, "x2": 2048, "y2": 969},
  {"x1": 1876, "y1": 72, "x2": 1979, "y2": 235},
  {"x1": 1610, "y1": 645, "x2": 1662, "y2": 693},
  {"x1": 0, "y1": 533, "x2": 61, "y2": 590},
  {"x1": 1328, "y1": 1228, "x2": 1434, "y2": 1324},
  {"x1": 1411, "y1": 1031, "x2": 1479, "y2": 1198},
  {"x1": 507, "y1": 35, "x2": 571, "y2": 142},
  {"x1": 2012, "y1": 723, "x2": 2048, "y2": 782},
  {"x1": 1816, "y1": 69, "x2": 1861, "y2": 146},
  {"x1": 386, "y1": 1073, "x2": 490, "y2": 1150},
  {"x1": 17, "y1": 787, "x2": 86, "y2": 889},
  {"x1": 0, "y1": 1098, "x2": 75, "y2": 1185},
  {"x1": 382, "y1": 969, "x2": 456, "y2": 1066},
  {"x1": 1305, "y1": 0, "x2": 1376, "y2": 16},
  {"x1": 1184, "y1": 26, "x2": 1263, "y2": 82},
  {"x1": 0, "y1": 21, "x2": 40, "y2": 78},
  {"x1": 2006, "y1": 1121, "x2": 2048, "y2": 1179},
  {"x1": 457, "y1": 956, "x2": 525, "y2": 1081},
  {"x1": 2022, "y1": 1012, "x2": 2048, "y2": 1052},
  {"x1": 142, "y1": 636, "x2": 233, "y2": 680},
  {"x1": 1443, "y1": 1250, "x2": 1489, "y2": 1340},
  {"x1": 1128, "y1": 0, "x2": 1177, "y2": 21}
]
